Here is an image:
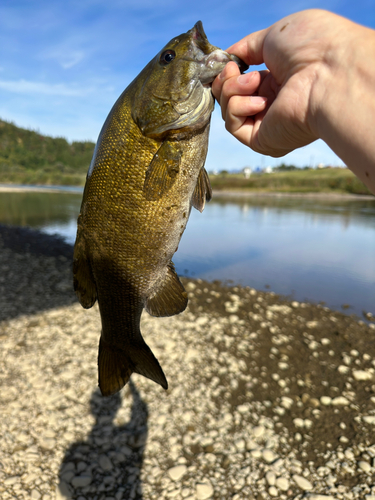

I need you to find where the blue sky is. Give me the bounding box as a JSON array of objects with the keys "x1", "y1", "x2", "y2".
[{"x1": 1, "y1": 0, "x2": 374, "y2": 171}]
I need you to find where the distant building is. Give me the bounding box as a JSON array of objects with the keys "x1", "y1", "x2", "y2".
[
  {"x1": 264, "y1": 166, "x2": 273, "y2": 174},
  {"x1": 242, "y1": 166, "x2": 252, "y2": 179}
]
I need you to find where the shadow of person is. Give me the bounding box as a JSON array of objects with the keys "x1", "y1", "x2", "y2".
[{"x1": 57, "y1": 380, "x2": 148, "y2": 500}]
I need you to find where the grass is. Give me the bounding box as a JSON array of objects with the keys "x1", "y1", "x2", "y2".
[{"x1": 209, "y1": 168, "x2": 373, "y2": 196}]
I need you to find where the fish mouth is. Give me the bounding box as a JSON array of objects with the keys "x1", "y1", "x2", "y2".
[
  {"x1": 189, "y1": 21, "x2": 215, "y2": 55},
  {"x1": 189, "y1": 21, "x2": 249, "y2": 85}
]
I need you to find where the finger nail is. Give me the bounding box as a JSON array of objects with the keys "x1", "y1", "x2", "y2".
[
  {"x1": 250, "y1": 96, "x2": 267, "y2": 104},
  {"x1": 237, "y1": 72, "x2": 256, "y2": 84},
  {"x1": 218, "y1": 69, "x2": 227, "y2": 80}
]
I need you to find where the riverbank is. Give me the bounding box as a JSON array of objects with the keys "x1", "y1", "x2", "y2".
[
  {"x1": 1, "y1": 165, "x2": 374, "y2": 198},
  {"x1": 1, "y1": 225, "x2": 375, "y2": 500},
  {"x1": 0, "y1": 182, "x2": 374, "y2": 201}
]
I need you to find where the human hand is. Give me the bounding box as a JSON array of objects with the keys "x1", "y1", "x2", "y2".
[{"x1": 212, "y1": 10, "x2": 351, "y2": 157}]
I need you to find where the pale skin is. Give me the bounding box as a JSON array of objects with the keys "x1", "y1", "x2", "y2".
[{"x1": 212, "y1": 10, "x2": 375, "y2": 194}]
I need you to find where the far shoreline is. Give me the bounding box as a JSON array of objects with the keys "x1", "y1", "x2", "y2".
[{"x1": 0, "y1": 183, "x2": 374, "y2": 200}]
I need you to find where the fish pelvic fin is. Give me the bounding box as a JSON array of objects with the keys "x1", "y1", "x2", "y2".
[
  {"x1": 98, "y1": 336, "x2": 168, "y2": 396},
  {"x1": 192, "y1": 167, "x2": 212, "y2": 213},
  {"x1": 145, "y1": 262, "x2": 188, "y2": 317}
]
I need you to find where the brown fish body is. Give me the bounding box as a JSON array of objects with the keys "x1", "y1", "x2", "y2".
[{"x1": 73, "y1": 22, "x2": 247, "y2": 396}]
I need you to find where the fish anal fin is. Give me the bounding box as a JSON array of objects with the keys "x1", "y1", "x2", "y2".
[
  {"x1": 145, "y1": 263, "x2": 188, "y2": 317},
  {"x1": 143, "y1": 141, "x2": 182, "y2": 201},
  {"x1": 192, "y1": 167, "x2": 212, "y2": 213},
  {"x1": 98, "y1": 336, "x2": 168, "y2": 396},
  {"x1": 73, "y1": 227, "x2": 97, "y2": 308}
]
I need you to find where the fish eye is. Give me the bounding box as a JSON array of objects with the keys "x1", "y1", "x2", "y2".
[{"x1": 160, "y1": 50, "x2": 176, "y2": 64}]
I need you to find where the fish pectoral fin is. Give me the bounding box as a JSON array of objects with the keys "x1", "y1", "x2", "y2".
[
  {"x1": 192, "y1": 167, "x2": 212, "y2": 212},
  {"x1": 98, "y1": 336, "x2": 168, "y2": 396},
  {"x1": 73, "y1": 230, "x2": 97, "y2": 308},
  {"x1": 143, "y1": 141, "x2": 182, "y2": 201},
  {"x1": 145, "y1": 263, "x2": 188, "y2": 317}
]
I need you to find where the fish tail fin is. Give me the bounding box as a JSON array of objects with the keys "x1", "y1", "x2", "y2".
[{"x1": 98, "y1": 336, "x2": 168, "y2": 396}]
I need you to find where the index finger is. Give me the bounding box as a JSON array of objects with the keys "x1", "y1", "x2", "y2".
[{"x1": 226, "y1": 27, "x2": 271, "y2": 66}]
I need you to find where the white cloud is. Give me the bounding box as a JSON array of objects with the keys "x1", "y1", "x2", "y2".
[
  {"x1": 50, "y1": 49, "x2": 85, "y2": 69},
  {"x1": 0, "y1": 79, "x2": 87, "y2": 96}
]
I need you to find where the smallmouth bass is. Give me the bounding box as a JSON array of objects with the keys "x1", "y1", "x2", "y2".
[{"x1": 73, "y1": 21, "x2": 247, "y2": 396}]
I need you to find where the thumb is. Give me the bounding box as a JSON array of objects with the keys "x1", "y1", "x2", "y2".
[{"x1": 226, "y1": 27, "x2": 271, "y2": 66}]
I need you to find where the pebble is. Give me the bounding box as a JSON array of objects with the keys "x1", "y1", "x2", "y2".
[
  {"x1": 265, "y1": 471, "x2": 276, "y2": 485},
  {"x1": 293, "y1": 474, "x2": 313, "y2": 491},
  {"x1": 167, "y1": 465, "x2": 187, "y2": 481},
  {"x1": 196, "y1": 480, "x2": 214, "y2": 500},
  {"x1": 4, "y1": 477, "x2": 19, "y2": 485},
  {"x1": 353, "y1": 370, "x2": 373, "y2": 381},
  {"x1": 305, "y1": 495, "x2": 336, "y2": 500},
  {"x1": 99, "y1": 455, "x2": 113, "y2": 471},
  {"x1": 262, "y1": 449, "x2": 278, "y2": 463},
  {"x1": 358, "y1": 461, "x2": 372, "y2": 473},
  {"x1": 268, "y1": 486, "x2": 278, "y2": 497},
  {"x1": 71, "y1": 475, "x2": 92, "y2": 488},
  {"x1": 1, "y1": 227, "x2": 375, "y2": 500},
  {"x1": 275, "y1": 477, "x2": 289, "y2": 491},
  {"x1": 320, "y1": 396, "x2": 332, "y2": 405},
  {"x1": 331, "y1": 396, "x2": 350, "y2": 406}
]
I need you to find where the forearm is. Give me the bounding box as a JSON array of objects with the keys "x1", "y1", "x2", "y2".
[{"x1": 310, "y1": 21, "x2": 375, "y2": 194}]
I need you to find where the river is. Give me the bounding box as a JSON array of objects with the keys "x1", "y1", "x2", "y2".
[{"x1": 0, "y1": 187, "x2": 374, "y2": 318}]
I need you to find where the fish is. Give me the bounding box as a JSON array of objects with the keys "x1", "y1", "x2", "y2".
[{"x1": 73, "y1": 21, "x2": 248, "y2": 396}]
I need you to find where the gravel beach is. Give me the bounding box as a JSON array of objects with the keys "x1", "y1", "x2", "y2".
[{"x1": 1, "y1": 224, "x2": 375, "y2": 500}]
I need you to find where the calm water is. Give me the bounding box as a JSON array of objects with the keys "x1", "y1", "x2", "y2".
[{"x1": 1, "y1": 189, "x2": 374, "y2": 317}]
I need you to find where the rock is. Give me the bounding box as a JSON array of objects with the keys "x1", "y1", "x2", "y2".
[
  {"x1": 268, "y1": 486, "x2": 278, "y2": 497},
  {"x1": 196, "y1": 480, "x2": 214, "y2": 499},
  {"x1": 253, "y1": 425, "x2": 265, "y2": 438},
  {"x1": 293, "y1": 474, "x2": 313, "y2": 491},
  {"x1": 265, "y1": 471, "x2": 276, "y2": 485},
  {"x1": 305, "y1": 495, "x2": 336, "y2": 500},
  {"x1": 39, "y1": 438, "x2": 56, "y2": 450},
  {"x1": 167, "y1": 465, "x2": 187, "y2": 481},
  {"x1": 55, "y1": 481, "x2": 72, "y2": 500},
  {"x1": 262, "y1": 449, "x2": 277, "y2": 463},
  {"x1": 358, "y1": 461, "x2": 372, "y2": 473},
  {"x1": 275, "y1": 477, "x2": 289, "y2": 491},
  {"x1": 293, "y1": 418, "x2": 305, "y2": 428},
  {"x1": 363, "y1": 416, "x2": 375, "y2": 425},
  {"x1": 320, "y1": 396, "x2": 332, "y2": 405},
  {"x1": 353, "y1": 370, "x2": 373, "y2": 381},
  {"x1": 71, "y1": 475, "x2": 92, "y2": 488},
  {"x1": 4, "y1": 476, "x2": 19, "y2": 486},
  {"x1": 331, "y1": 396, "x2": 349, "y2": 406},
  {"x1": 99, "y1": 454, "x2": 113, "y2": 471}
]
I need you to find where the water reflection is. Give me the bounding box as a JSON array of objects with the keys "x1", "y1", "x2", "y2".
[
  {"x1": 175, "y1": 196, "x2": 375, "y2": 315},
  {"x1": 0, "y1": 190, "x2": 374, "y2": 316}
]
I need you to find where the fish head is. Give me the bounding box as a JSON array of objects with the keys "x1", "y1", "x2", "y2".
[{"x1": 132, "y1": 21, "x2": 248, "y2": 139}]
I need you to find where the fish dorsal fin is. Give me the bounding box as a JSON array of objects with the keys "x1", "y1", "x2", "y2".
[
  {"x1": 192, "y1": 167, "x2": 212, "y2": 213},
  {"x1": 73, "y1": 222, "x2": 97, "y2": 308},
  {"x1": 143, "y1": 141, "x2": 182, "y2": 201},
  {"x1": 145, "y1": 263, "x2": 188, "y2": 317}
]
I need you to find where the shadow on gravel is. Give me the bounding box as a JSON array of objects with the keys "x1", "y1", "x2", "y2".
[
  {"x1": 57, "y1": 380, "x2": 148, "y2": 500},
  {"x1": 0, "y1": 224, "x2": 77, "y2": 322}
]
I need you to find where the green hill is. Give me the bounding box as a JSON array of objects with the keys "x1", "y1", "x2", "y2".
[
  {"x1": 0, "y1": 118, "x2": 372, "y2": 195},
  {"x1": 0, "y1": 119, "x2": 95, "y2": 185}
]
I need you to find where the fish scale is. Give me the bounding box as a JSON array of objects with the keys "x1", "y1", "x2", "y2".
[{"x1": 73, "y1": 21, "x2": 248, "y2": 396}]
